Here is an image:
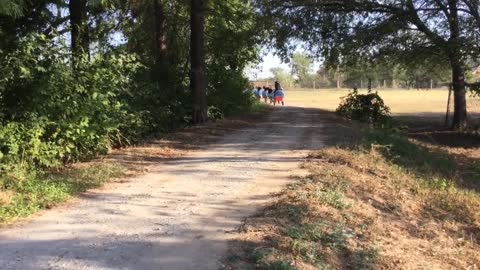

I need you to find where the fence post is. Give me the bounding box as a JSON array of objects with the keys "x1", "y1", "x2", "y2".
[{"x1": 445, "y1": 83, "x2": 452, "y2": 127}]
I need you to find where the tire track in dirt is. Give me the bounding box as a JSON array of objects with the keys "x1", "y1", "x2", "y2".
[{"x1": 0, "y1": 105, "x2": 325, "y2": 270}]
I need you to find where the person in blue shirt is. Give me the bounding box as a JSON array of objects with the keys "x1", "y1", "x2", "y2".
[
  {"x1": 267, "y1": 87, "x2": 274, "y2": 104},
  {"x1": 254, "y1": 86, "x2": 262, "y2": 101},
  {"x1": 261, "y1": 86, "x2": 269, "y2": 102}
]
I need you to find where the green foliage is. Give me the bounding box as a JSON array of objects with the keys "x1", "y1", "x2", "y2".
[
  {"x1": 208, "y1": 67, "x2": 257, "y2": 117},
  {"x1": 251, "y1": 247, "x2": 273, "y2": 264},
  {"x1": 0, "y1": 119, "x2": 62, "y2": 170},
  {"x1": 364, "y1": 131, "x2": 456, "y2": 179},
  {"x1": 467, "y1": 82, "x2": 480, "y2": 97},
  {"x1": 317, "y1": 189, "x2": 350, "y2": 210},
  {"x1": 290, "y1": 53, "x2": 313, "y2": 87},
  {"x1": 0, "y1": 34, "x2": 142, "y2": 169},
  {"x1": 423, "y1": 178, "x2": 454, "y2": 191},
  {"x1": 256, "y1": 0, "x2": 480, "y2": 73},
  {"x1": 0, "y1": 0, "x2": 25, "y2": 17},
  {"x1": 206, "y1": 0, "x2": 260, "y2": 117},
  {"x1": 351, "y1": 248, "x2": 379, "y2": 270},
  {"x1": 336, "y1": 90, "x2": 390, "y2": 125},
  {"x1": 0, "y1": 163, "x2": 123, "y2": 223},
  {"x1": 270, "y1": 67, "x2": 294, "y2": 88},
  {"x1": 267, "y1": 260, "x2": 297, "y2": 270}
]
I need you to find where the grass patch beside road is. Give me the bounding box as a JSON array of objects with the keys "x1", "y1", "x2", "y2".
[
  {"x1": 0, "y1": 163, "x2": 124, "y2": 224},
  {"x1": 226, "y1": 113, "x2": 480, "y2": 269}
]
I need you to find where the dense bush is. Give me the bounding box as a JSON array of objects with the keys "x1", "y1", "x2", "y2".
[
  {"x1": 0, "y1": 34, "x2": 142, "y2": 169},
  {"x1": 208, "y1": 66, "x2": 256, "y2": 118},
  {"x1": 0, "y1": 34, "x2": 258, "y2": 173},
  {"x1": 336, "y1": 90, "x2": 390, "y2": 125}
]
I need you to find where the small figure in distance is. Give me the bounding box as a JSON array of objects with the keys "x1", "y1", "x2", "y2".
[
  {"x1": 267, "y1": 87, "x2": 274, "y2": 104},
  {"x1": 262, "y1": 86, "x2": 269, "y2": 103},
  {"x1": 273, "y1": 81, "x2": 285, "y2": 106},
  {"x1": 254, "y1": 86, "x2": 262, "y2": 101}
]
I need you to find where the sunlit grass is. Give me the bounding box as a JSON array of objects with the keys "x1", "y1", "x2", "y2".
[
  {"x1": 0, "y1": 163, "x2": 124, "y2": 224},
  {"x1": 284, "y1": 88, "x2": 479, "y2": 116}
]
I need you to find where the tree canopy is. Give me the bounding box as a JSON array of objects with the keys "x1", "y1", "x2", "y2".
[
  {"x1": 0, "y1": 0, "x2": 260, "y2": 171},
  {"x1": 290, "y1": 53, "x2": 313, "y2": 87},
  {"x1": 255, "y1": 0, "x2": 480, "y2": 128}
]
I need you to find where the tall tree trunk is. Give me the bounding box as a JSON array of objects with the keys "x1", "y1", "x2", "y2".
[
  {"x1": 336, "y1": 69, "x2": 342, "y2": 89},
  {"x1": 190, "y1": 0, "x2": 208, "y2": 124},
  {"x1": 448, "y1": 0, "x2": 468, "y2": 129},
  {"x1": 69, "y1": 0, "x2": 89, "y2": 59},
  {"x1": 450, "y1": 58, "x2": 468, "y2": 129},
  {"x1": 153, "y1": 0, "x2": 169, "y2": 84},
  {"x1": 154, "y1": 0, "x2": 167, "y2": 65}
]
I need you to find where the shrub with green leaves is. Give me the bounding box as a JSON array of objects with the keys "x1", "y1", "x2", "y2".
[
  {"x1": 207, "y1": 66, "x2": 256, "y2": 117},
  {"x1": 336, "y1": 90, "x2": 390, "y2": 125},
  {"x1": 0, "y1": 34, "x2": 142, "y2": 169}
]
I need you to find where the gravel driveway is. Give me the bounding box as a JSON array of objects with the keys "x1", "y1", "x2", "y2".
[{"x1": 0, "y1": 105, "x2": 325, "y2": 270}]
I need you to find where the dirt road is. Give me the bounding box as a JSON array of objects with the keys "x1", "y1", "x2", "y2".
[{"x1": 0, "y1": 105, "x2": 325, "y2": 270}]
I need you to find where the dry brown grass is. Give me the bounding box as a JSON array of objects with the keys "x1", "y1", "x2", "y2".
[
  {"x1": 0, "y1": 191, "x2": 13, "y2": 205},
  {"x1": 226, "y1": 110, "x2": 480, "y2": 270},
  {"x1": 286, "y1": 89, "x2": 451, "y2": 114},
  {"x1": 286, "y1": 89, "x2": 480, "y2": 127},
  {"x1": 285, "y1": 88, "x2": 480, "y2": 132},
  {"x1": 305, "y1": 148, "x2": 480, "y2": 269}
]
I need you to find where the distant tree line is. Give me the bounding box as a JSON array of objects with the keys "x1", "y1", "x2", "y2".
[
  {"x1": 269, "y1": 53, "x2": 464, "y2": 90},
  {"x1": 255, "y1": 0, "x2": 480, "y2": 129}
]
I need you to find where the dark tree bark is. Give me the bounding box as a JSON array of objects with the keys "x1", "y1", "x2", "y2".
[
  {"x1": 190, "y1": 0, "x2": 208, "y2": 124},
  {"x1": 448, "y1": 0, "x2": 468, "y2": 129},
  {"x1": 450, "y1": 57, "x2": 468, "y2": 129},
  {"x1": 152, "y1": 0, "x2": 169, "y2": 83},
  {"x1": 154, "y1": 0, "x2": 167, "y2": 64},
  {"x1": 69, "y1": 0, "x2": 89, "y2": 59}
]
